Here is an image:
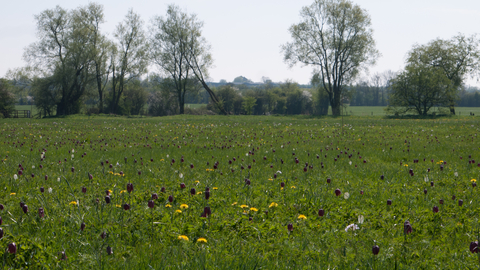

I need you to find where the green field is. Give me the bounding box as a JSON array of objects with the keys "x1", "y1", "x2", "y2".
[{"x1": 1, "y1": 115, "x2": 479, "y2": 269}]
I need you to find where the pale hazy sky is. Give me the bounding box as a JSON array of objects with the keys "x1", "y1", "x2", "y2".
[{"x1": 2, "y1": 0, "x2": 480, "y2": 85}]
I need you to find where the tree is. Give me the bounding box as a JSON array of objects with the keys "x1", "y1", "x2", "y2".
[
  {"x1": 24, "y1": 5, "x2": 96, "y2": 115},
  {"x1": 387, "y1": 65, "x2": 453, "y2": 116},
  {"x1": 406, "y1": 34, "x2": 480, "y2": 114},
  {"x1": 282, "y1": 0, "x2": 378, "y2": 116},
  {"x1": 76, "y1": 3, "x2": 112, "y2": 114},
  {"x1": 150, "y1": 5, "x2": 225, "y2": 114},
  {"x1": 0, "y1": 79, "x2": 16, "y2": 118},
  {"x1": 242, "y1": 96, "x2": 257, "y2": 115},
  {"x1": 110, "y1": 9, "x2": 148, "y2": 114}
]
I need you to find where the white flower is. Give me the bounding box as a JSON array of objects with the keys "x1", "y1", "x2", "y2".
[
  {"x1": 71, "y1": 149, "x2": 75, "y2": 153},
  {"x1": 32, "y1": 165, "x2": 35, "y2": 169},
  {"x1": 345, "y1": 224, "x2": 359, "y2": 232},
  {"x1": 57, "y1": 177, "x2": 61, "y2": 182},
  {"x1": 13, "y1": 174, "x2": 18, "y2": 180},
  {"x1": 276, "y1": 171, "x2": 282, "y2": 174},
  {"x1": 358, "y1": 215, "x2": 364, "y2": 224},
  {"x1": 246, "y1": 153, "x2": 249, "y2": 156},
  {"x1": 179, "y1": 173, "x2": 184, "y2": 179},
  {"x1": 48, "y1": 187, "x2": 52, "y2": 193},
  {"x1": 116, "y1": 162, "x2": 120, "y2": 166},
  {"x1": 71, "y1": 154, "x2": 74, "y2": 159},
  {"x1": 349, "y1": 161, "x2": 352, "y2": 165},
  {"x1": 344, "y1": 192, "x2": 350, "y2": 199},
  {"x1": 454, "y1": 172, "x2": 458, "y2": 177},
  {"x1": 166, "y1": 155, "x2": 169, "y2": 158},
  {"x1": 424, "y1": 176, "x2": 429, "y2": 182}
]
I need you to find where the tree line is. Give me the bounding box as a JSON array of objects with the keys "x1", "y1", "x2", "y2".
[{"x1": 1, "y1": 0, "x2": 480, "y2": 118}]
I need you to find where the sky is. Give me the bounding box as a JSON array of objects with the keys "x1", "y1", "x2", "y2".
[{"x1": 1, "y1": 0, "x2": 480, "y2": 85}]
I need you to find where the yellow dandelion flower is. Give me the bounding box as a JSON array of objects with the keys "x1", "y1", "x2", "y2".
[
  {"x1": 175, "y1": 209, "x2": 182, "y2": 214},
  {"x1": 10, "y1": 193, "x2": 16, "y2": 196},
  {"x1": 281, "y1": 187, "x2": 284, "y2": 190},
  {"x1": 114, "y1": 173, "x2": 120, "y2": 176},
  {"x1": 268, "y1": 178, "x2": 273, "y2": 181},
  {"x1": 160, "y1": 159, "x2": 164, "y2": 161},
  {"x1": 232, "y1": 202, "x2": 237, "y2": 206},
  {"x1": 404, "y1": 164, "x2": 408, "y2": 167},
  {"x1": 108, "y1": 190, "x2": 113, "y2": 194},
  {"x1": 298, "y1": 214, "x2": 307, "y2": 220},
  {"x1": 471, "y1": 179, "x2": 477, "y2": 183},
  {"x1": 120, "y1": 190, "x2": 127, "y2": 194},
  {"x1": 213, "y1": 187, "x2": 218, "y2": 190},
  {"x1": 197, "y1": 191, "x2": 203, "y2": 195},
  {"x1": 69, "y1": 201, "x2": 78, "y2": 206},
  {"x1": 269, "y1": 202, "x2": 278, "y2": 208},
  {"x1": 250, "y1": 207, "x2": 258, "y2": 212},
  {"x1": 108, "y1": 171, "x2": 113, "y2": 174},
  {"x1": 291, "y1": 186, "x2": 296, "y2": 189},
  {"x1": 116, "y1": 204, "x2": 121, "y2": 208},
  {"x1": 240, "y1": 205, "x2": 249, "y2": 209},
  {"x1": 165, "y1": 204, "x2": 172, "y2": 208},
  {"x1": 178, "y1": 235, "x2": 189, "y2": 241},
  {"x1": 180, "y1": 204, "x2": 189, "y2": 209},
  {"x1": 197, "y1": 237, "x2": 207, "y2": 243},
  {"x1": 195, "y1": 180, "x2": 200, "y2": 184}
]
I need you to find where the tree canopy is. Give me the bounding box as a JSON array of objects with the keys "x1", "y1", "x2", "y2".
[{"x1": 282, "y1": 0, "x2": 378, "y2": 116}]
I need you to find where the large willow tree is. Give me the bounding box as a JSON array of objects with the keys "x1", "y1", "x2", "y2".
[{"x1": 282, "y1": 0, "x2": 379, "y2": 116}]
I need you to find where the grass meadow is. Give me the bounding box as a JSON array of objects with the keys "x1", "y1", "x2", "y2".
[{"x1": 0, "y1": 114, "x2": 479, "y2": 269}]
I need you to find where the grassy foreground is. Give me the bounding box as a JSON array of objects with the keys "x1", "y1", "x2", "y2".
[{"x1": 0, "y1": 114, "x2": 479, "y2": 269}]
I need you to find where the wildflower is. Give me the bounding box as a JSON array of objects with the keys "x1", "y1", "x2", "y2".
[
  {"x1": 404, "y1": 164, "x2": 408, "y2": 167},
  {"x1": 120, "y1": 190, "x2": 127, "y2": 194},
  {"x1": 10, "y1": 193, "x2": 16, "y2": 196},
  {"x1": 232, "y1": 202, "x2": 237, "y2": 206},
  {"x1": 213, "y1": 187, "x2": 218, "y2": 190},
  {"x1": 269, "y1": 202, "x2": 278, "y2": 208},
  {"x1": 372, "y1": 245, "x2": 380, "y2": 255},
  {"x1": 165, "y1": 204, "x2": 172, "y2": 208},
  {"x1": 69, "y1": 201, "x2": 78, "y2": 206},
  {"x1": 344, "y1": 192, "x2": 350, "y2": 199},
  {"x1": 318, "y1": 209, "x2": 325, "y2": 217},
  {"x1": 180, "y1": 204, "x2": 189, "y2": 209},
  {"x1": 287, "y1": 223, "x2": 293, "y2": 232},
  {"x1": 175, "y1": 209, "x2": 182, "y2": 214},
  {"x1": 48, "y1": 187, "x2": 52, "y2": 193},
  {"x1": 291, "y1": 186, "x2": 296, "y2": 189},
  {"x1": 335, "y1": 189, "x2": 341, "y2": 196},
  {"x1": 195, "y1": 180, "x2": 200, "y2": 184},
  {"x1": 13, "y1": 174, "x2": 17, "y2": 180},
  {"x1": 345, "y1": 224, "x2": 359, "y2": 232},
  {"x1": 8, "y1": 243, "x2": 16, "y2": 254},
  {"x1": 471, "y1": 179, "x2": 477, "y2": 183},
  {"x1": 250, "y1": 207, "x2": 258, "y2": 212},
  {"x1": 358, "y1": 215, "x2": 364, "y2": 224},
  {"x1": 404, "y1": 221, "x2": 412, "y2": 234},
  {"x1": 470, "y1": 241, "x2": 479, "y2": 253},
  {"x1": 268, "y1": 178, "x2": 273, "y2": 181},
  {"x1": 298, "y1": 214, "x2": 307, "y2": 220},
  {"x1": 197, "y1": 191, "x2": 203, "y2": 195},
  {"x1": 197, "y1": 237, "x2": 207, "y2": 243},
  {"x1": 178, "y1": 235, "x2": 189, "y2": 241},
  {"x1": 148, "y1": 200, "x2": 154, "y2": 208},
  {"x1": 240, "y1": 205, "x2": 249, "y2": 209}
]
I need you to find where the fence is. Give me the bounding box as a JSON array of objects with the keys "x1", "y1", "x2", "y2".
[{"x1": 1, "y1": 110, "x2": 31, "y2": 118}]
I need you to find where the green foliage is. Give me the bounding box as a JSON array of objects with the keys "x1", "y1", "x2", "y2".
[
  {"x1": 0, "y1": 115, "x2": 480, "y2": 269},
  {"x1": 387, "y1": 65, "x2": 453, "y2": 116},
  {"x1": 1, "y1": 115, "x2": 480, "y2": 268},
  {"x1": 0, "y1": 79, "x2": 16, "y2": 118},
  {"x1": 283, "y1": 0, "x2": 379, "y2": 115},
  {"x1": 242, "y1": 96, "x2": 257, "y2": 115}
]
